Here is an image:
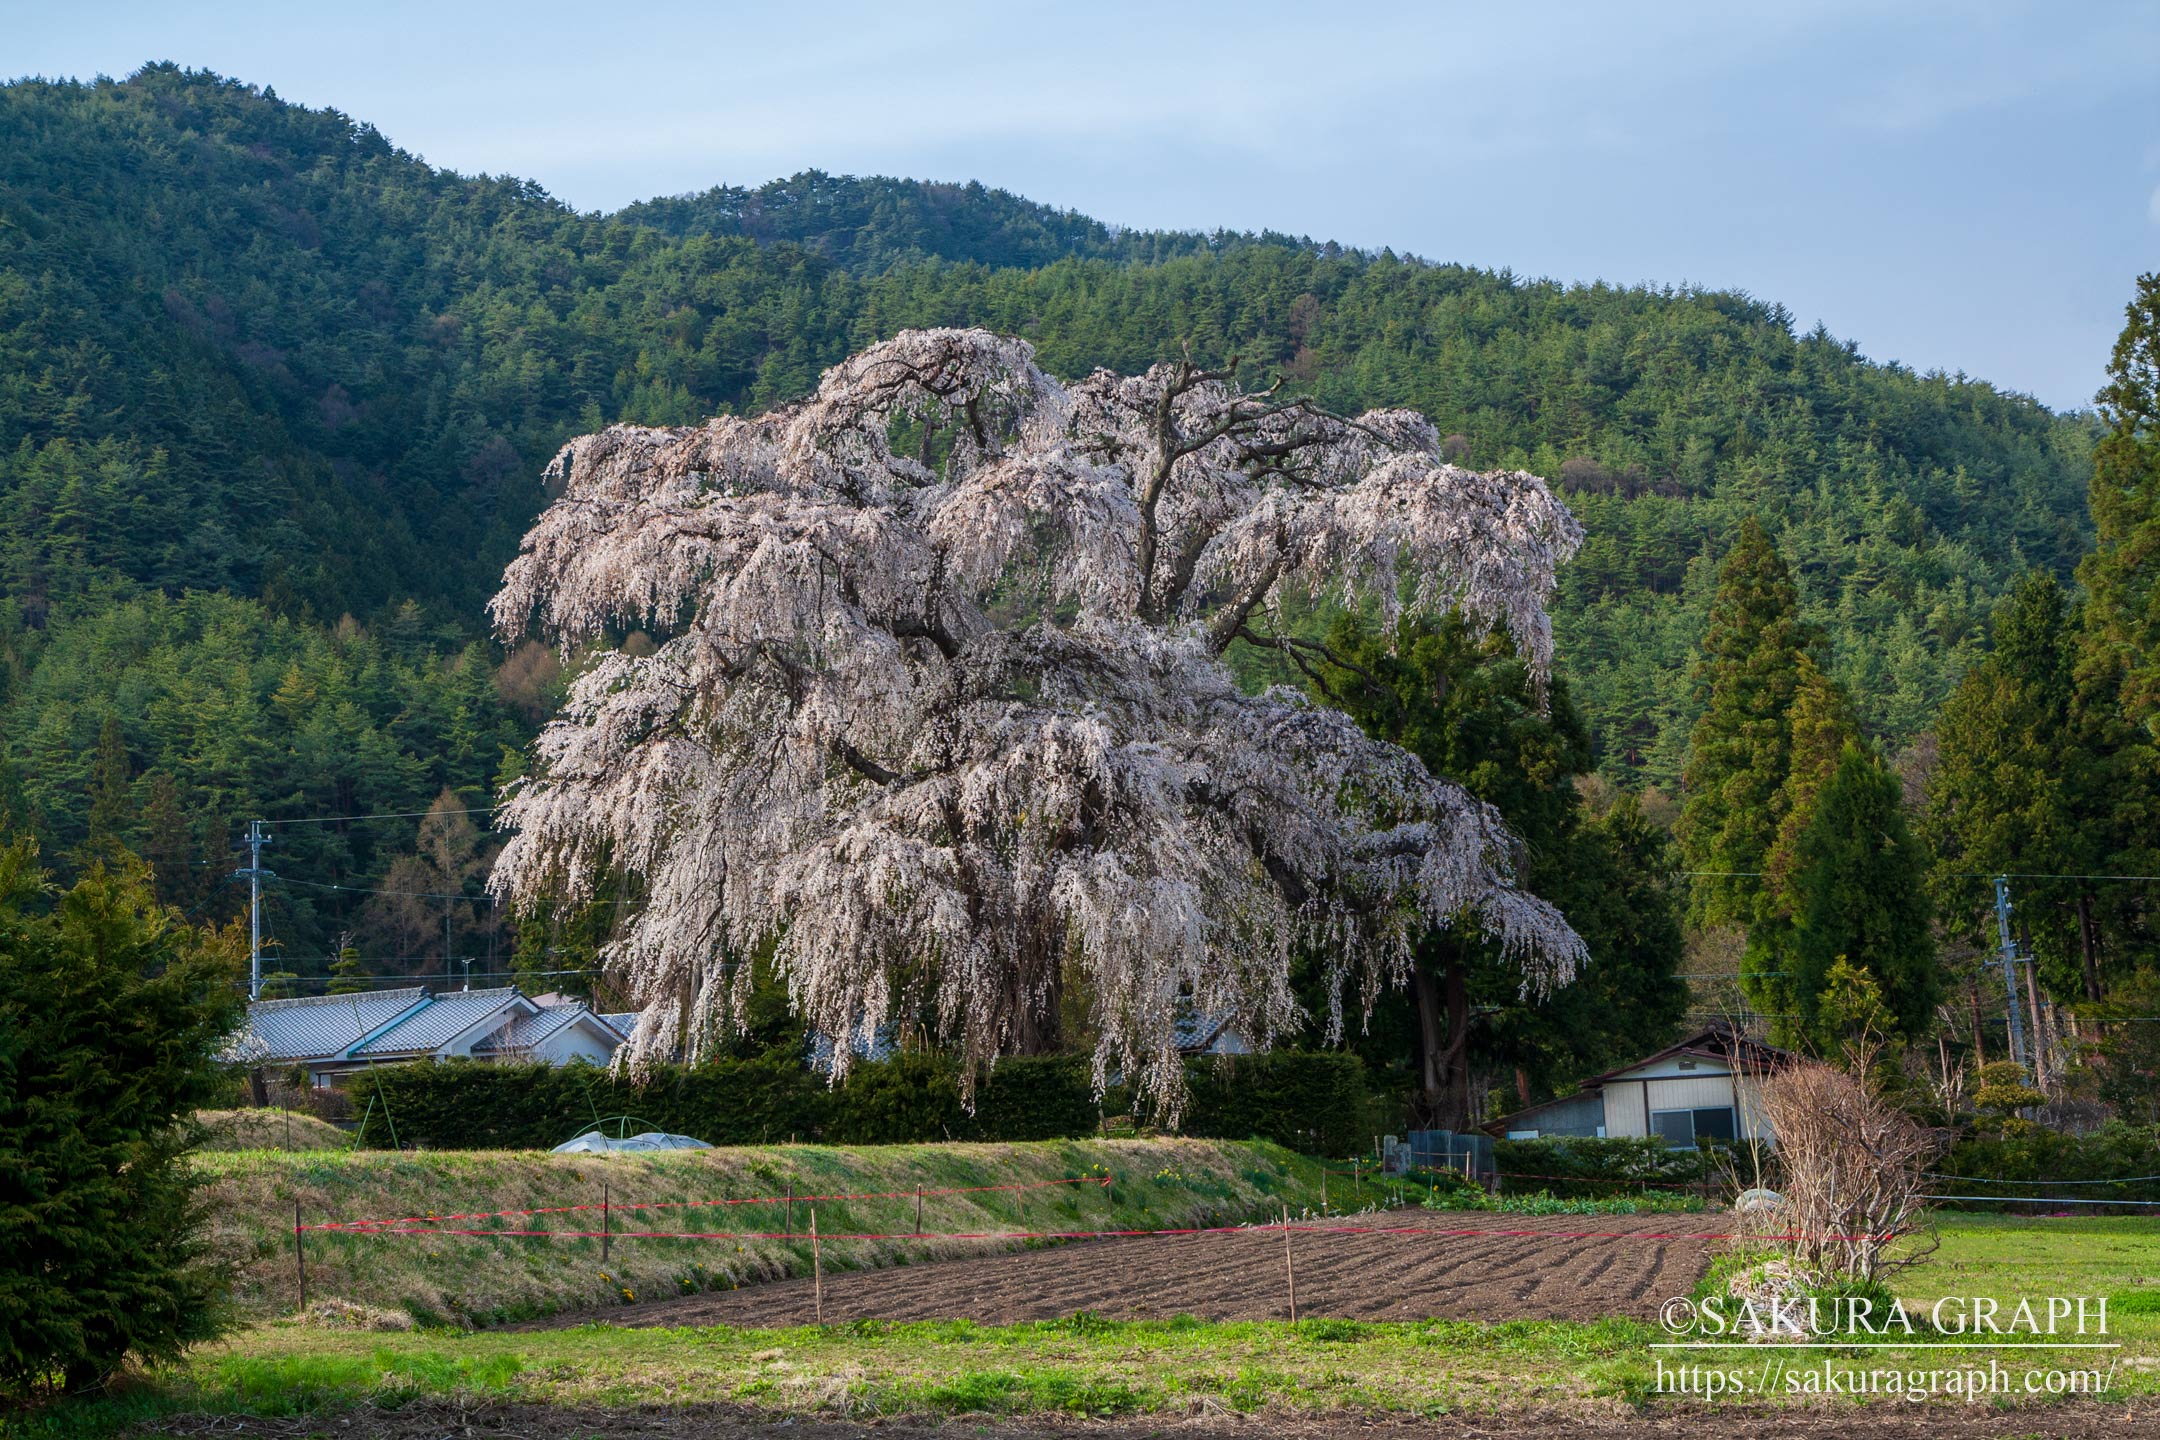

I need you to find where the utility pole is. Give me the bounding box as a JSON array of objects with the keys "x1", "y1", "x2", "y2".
[
  {"x1": 236, "y1": 820, "x2": 274, "y2": 1000},
  {"x1": 1992, "y1": 875, "x2": 2028, "y2": 1072}
]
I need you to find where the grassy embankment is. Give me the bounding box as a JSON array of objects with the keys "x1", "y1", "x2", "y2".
[
  {"x1": 198, "y1": 1109, "x2": 352, "y2": 1152},
  {"x1": 197, "y1": 1137, "x2": 1327, "y2": 1327}
]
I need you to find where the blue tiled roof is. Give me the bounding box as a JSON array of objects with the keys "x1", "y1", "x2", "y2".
[
  {"x1": 806, "y1": 1024, "x2": 896, "y2": 1071},
  {"x1": 473, "y1": 1004, "x2": 584, "y2": 1054},
  {"x1": 352, "y1": 987, "x2": 524, "y2": 1056},
  {"x1": 243, "y1": 988, "x2": 429, "y2": 1062}
]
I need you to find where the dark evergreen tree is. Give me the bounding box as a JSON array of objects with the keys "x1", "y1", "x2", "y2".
[
  {"x1": 1924, "y1": 574, "x2": 2096, "y2": 996},
  {"x1": 1783, "y1": 745, "x2": 1939, "y2": 1048},
  {"x1": 0, "y1": 844, "x2": 243, "y2": 1392},
  {"x1": 1924, "y1": 571, "x2": 2160, "y2": 1003},
  {"x1": 1676, "y1": 518, "x2": 1821, "y2": 929},
  {"x1": 82, "y1": 714, "x2": 132, "y2": 858},
  {"x1": 1281, "y1": 613, "x2": 1687, "y2": 1124},
  {"x1": 2081, "y1": 273, "x2": 2160, "y2": 737}
]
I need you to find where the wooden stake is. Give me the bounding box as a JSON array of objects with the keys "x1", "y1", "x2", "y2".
[
  {"x1": 810, "y1": 1207, "x2": 824, "y2": 1323},
  {"x1": 786, "y1": 1181, "x2": 794, "y2": 1237},
  {"x1": 1353, "y1": 1156, "x2": 1362, "y2": 1200},
  {"x1": 293, "y1": 1197, "x2": 307, "y2": 1314},
  {"x1": 915, "y1": 1184, "x2": 924, "y2": 1237},
  {"x1": 1280, "y1": 1203, "x2": 1297, "y2": 1326},
  {"x1": 601, "y1": 1177, "x2": 611, "y2": 1264},
  {"x1": 1320, "y1": 1168, "x2": 1328, "y2": 1215}
]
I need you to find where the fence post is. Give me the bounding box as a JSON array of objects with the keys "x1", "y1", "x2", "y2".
[
  {"x1": 915, "y1": 1184, "x2": 924, "y2": 1238},
  {"x1": 293, "y1": 1197, "x2": 307, "y2": 1314},
  {"x1": 1280, "y1": 1203, "x2": 1297, "y2": 1326},
  {"x1": 602, "y1": 1177, "x2": 611, "y2": 1265},
  {"x1": 810, "y1": 1207, "x2": 824, "y2": 1324}
]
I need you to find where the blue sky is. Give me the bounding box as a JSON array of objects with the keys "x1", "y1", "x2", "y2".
[{"x1": 11, "y1": 1, "x2": 2157, "y2": 411}]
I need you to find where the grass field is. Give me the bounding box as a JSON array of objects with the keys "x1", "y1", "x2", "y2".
[{"x1": 11, "y1": 1209, "x2": 2146, "y2": 1437}]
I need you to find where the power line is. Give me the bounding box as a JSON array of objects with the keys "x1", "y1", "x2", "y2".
[
  {"x1": 277, "y1": 874, "x2": 499, "y2": 902},
  {"x1": 246, "y1": 967, "x2": 604, "y2": 993},
  {"x1": 260, "y1": 806, "x2": 498, "y2": 828},
  {"x1": 1952, "y1": 871, "x2": 2160, "y2": 883},
  {"x1": 271, "y1": 873, "x2": 633, "y2": 904}
]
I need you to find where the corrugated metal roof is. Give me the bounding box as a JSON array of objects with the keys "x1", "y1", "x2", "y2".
[
  {"x1": 243, "y1": 988, "x2": 429, "y2": 1062},
  {"x1": 353, "y1": 987, "x2": 524, "y2": 1056},
  {"x1": 806, "y1": 1024, "x2": 895, "y2": 1070}
]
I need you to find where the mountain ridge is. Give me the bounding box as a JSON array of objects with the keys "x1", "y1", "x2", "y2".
[{"x1": 0, "y1": 66, "x2": 2095, "y2": 799}]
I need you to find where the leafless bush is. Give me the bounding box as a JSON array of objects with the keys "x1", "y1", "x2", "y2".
[{"x1": 1752, "y1": 1061, "x2": 1942, "y2": 1287}]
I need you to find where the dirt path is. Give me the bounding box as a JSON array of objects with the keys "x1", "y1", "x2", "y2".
[
  {"x1": 149, "y1": 1397, "x2": 2160, "y2": 1439},
  {"x1": 522, "y1": 1212, "x2": 1732, "y2": 1328}
]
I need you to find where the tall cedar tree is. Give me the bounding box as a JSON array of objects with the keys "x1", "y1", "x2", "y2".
[
  {"x1": 0, "y1": 844, "x2": 243, "y2": 1392},
  {"x1": 1295, "y1": 614, "x2": 1686, "y2": 1125},
  {"x1": 2081, "y1": 273, "x2": 2160, "y2": 736},
  {"x1": 1677, "y1": 518, "x2": 1827, "y2": 929},
  {"x1": 1782, "y1": 746, "x2": 1940, "y2": 1049},
  {"x1": 1737, "y1": 654, "x2": 1860, "y2": 1019},
  {"x1": 1921, "y1": 572, "x2": 2143, "y2": 1002}
]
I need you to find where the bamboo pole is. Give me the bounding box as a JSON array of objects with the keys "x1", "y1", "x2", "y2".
[
  {"x1": 810, "y1": 1207, "x2": 824, "y2": 1323},
  {"x1": 293, "y1": 1197, "x2": 307, "y2": 1314},
  {"x1": 1281, "y1": 1203, "x2": 1297, "y2": 1326}
]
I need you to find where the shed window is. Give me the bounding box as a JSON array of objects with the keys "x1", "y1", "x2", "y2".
[{"x1": 1652, "y1": 1106, "x2": 1737, "y2": 1147}]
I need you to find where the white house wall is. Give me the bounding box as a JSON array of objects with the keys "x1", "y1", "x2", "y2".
[
  {"x1": 1599, "y1": 1071, "x2": 1762, "y2": 1139},
  {"x1": 533, "y1": 1025, "x2": 619, "y2": 1066}
]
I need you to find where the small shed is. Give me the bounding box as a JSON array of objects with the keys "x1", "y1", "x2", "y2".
[{"x1": 1485, "y1": 1023, "x2": 1793, "y2": 1148}]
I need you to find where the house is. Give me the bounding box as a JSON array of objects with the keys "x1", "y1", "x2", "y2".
[
  {"x1": 232, "y1": 985, "x2": 630, "y2": 1087},
  {"x1": 1483, "y1": 1023, "x2": 1794, "y2": 1148},
  {"x1": 1176, "y1": 1010, "x2": 1251, "y2": 1056}
]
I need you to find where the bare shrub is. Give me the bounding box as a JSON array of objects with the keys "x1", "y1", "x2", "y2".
[{"x1": 1752, "y1": 1061, "x2": 1942, "y2": 1287}]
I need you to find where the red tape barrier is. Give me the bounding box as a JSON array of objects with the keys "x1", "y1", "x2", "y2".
[
  {"x1": 310, "y1": 1174, "x2": 1108, "y2": 1233},
  {"x1": 302, "y1": 1220, "x2": 1893, "y2": 1244}
]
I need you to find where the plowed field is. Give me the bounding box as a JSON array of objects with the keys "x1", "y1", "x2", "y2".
[{"x1": 533, "y1": 1212, "x2": 1730, "y2": 1328}]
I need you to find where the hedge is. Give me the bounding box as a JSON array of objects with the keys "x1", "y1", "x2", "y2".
[
  {"x1": 1938, "y1": 1122, "x2": 2160, "y2": 1208},
  {"x1": 345, "y1": 1049, "x2": 1372, "y2": 1154},
  {"x1": 1492, "y1": 1135, "x2": 1722, "y2": 1196},
  {"x1": 1178, "y1": 1051, "x2": 1374, "y2": 1157}
]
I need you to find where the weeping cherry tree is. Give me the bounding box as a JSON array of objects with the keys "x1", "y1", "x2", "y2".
[{"x1": 488, "y1": 328, "x2": 1588, "y2": 1112}]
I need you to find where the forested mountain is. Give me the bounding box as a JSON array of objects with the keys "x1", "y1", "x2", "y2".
[
  {"x1": 616, "y1": 171, "x2": 1286, "y2": 272},
  {"x1": 0, "y1": 66, "x2": 2099, "y2": 978}
]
